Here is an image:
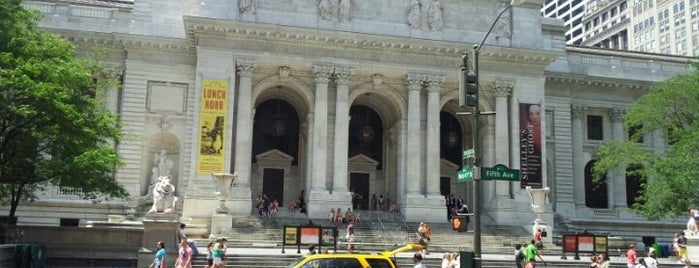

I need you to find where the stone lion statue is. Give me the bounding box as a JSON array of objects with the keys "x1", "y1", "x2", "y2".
[{"x1": 148, "y1": 176, "x2": 178, "y2": 214}]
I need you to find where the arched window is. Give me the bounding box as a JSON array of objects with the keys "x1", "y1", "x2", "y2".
[
  {"x1": 626, "y1": 164, "x2": 645, "y2": 207},
  {"x1": 584, "y1": 160, "x2": 608, "y2": 208}
]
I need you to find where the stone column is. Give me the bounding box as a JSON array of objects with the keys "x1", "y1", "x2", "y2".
[
  {"x1": 234, "y1": 61, "x2": 255, "y2": 188},
  {"x1": 311, "y1": 65, "x2": 333, "y2": 192},
  {"x1": 425, "y1": 75, "x2": 444, "y2": 196},
  {"x1": 406, "y1": 73, "x2": 423, "y2": 196},
  {"x1": 610, "y1": 107, "x2": 627, "y2": 208},
  {"x1": 307, "y1": 65, "x2": 334, "y2": 218},
  {"x1": 230, "y1": 60, "x2": 256, "y2": 215},
  {"x1": 571, "y1": 104, "x2": 587, "y2": 207},
  {"x1": 332, "y1": 68, "x2": 353, "y2": 193},
  {"x1": 493, "y1": 81, "x2": 512, "y2": 198}
]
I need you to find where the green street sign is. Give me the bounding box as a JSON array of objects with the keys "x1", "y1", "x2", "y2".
[
  {"x1": 456, "y1": 166, "x2": 474, "y2": 182},
  {"x1": 481, "y1": 164, "x2": 520, "y2": 181},
  {"x1": 462, "y1": 149, "x2": 475, "y2": 159}
]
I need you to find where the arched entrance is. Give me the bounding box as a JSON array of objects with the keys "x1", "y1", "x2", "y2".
[{"x1": 348, "y1": 105, "x2": 383, "y2": 210}]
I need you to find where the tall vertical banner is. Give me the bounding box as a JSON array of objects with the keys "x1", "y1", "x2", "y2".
[
  {"x1": 519, "y1": 102, "x2": 542, "y2": 188},
  {"x1": 197, "y1": 79, "x2": 229, "y2": 174}
]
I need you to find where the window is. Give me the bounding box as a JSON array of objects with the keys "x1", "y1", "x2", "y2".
[
  {"x1": 366, "y1": 259, "x2": 394, "y2": 268},
  {"x1": 628, "y1": 124, "x2": 644, "y2": 143},
  {"x1": 587, "y1": 115, "x2": 603, "y2": 140},
  {"x1": 585, "y1": 161, "x2": 608, "y2": 209},
  {"x1": 625, "y1": 164, "x2": 645, "y2": 207}
]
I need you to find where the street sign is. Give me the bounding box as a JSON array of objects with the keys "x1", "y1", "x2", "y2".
[
  {"x1": 481, "y1": 164, "x2": 520, "y2": 181},
  {"x1": 456, "y1": 166, "x2": 474, "y2": 182},
  {"x1": 462, "y1": 149, "x2": 474, "y2": 159}
]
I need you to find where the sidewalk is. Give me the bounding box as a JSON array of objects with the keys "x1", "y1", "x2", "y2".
[{"x1": 224, "y1": 246, "x2": 685, "y2": 266}]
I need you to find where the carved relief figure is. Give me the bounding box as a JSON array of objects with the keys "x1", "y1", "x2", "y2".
[
  {"x1": 407, "y1": 0, "x2": 422, "y2": 29},
  {"x1": 319, "y1": 0, "x2": 334, "y2": 20},
  {"x1": 427, "y1": 0, "x2": 443, "y2": 31},
  {"x1": 239, "y1": 0, "x2": 257, "y2": 14},
  {"x1": 338, "y1": 0, "x2": 353, "y2": 22},
  {"x1": 148, "y1": 176, "x2": 178, "y2": 214},
  {"x1": 496, "y1": 3, "x2": 512, "y2": 37}
]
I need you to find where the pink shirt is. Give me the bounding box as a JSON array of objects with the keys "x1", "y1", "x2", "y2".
[
  {"x1": 177, "y1": 247, "x2": 193, "y2": 268},
  {"x1": 627, "y1": 249, "x2": 636, "y2": 265}
]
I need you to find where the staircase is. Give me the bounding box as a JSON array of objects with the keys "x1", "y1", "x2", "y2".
[{"x1": 184, "y1": 209, "x2": 689, "y2": 267}]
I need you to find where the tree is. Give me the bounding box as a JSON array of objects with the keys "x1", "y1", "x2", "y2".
[
  {"x1": 594, "y1": 62, "x2": 699, "y2": 220},
  {"x1": 0, "y1": 0, "x2": 128, "y2": 224}
]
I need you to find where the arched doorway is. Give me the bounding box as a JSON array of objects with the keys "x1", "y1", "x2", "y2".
[
  {"x1": 251, "y1": 99, "x2": 300, "y2": 206},
  {"x1": 348, "y1": 105, "x2": 383, "y2": 210}
]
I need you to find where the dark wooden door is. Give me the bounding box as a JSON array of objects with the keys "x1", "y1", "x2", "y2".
[
  {"x1": 263, "y1": 168, "x2": 284, "y2": 206},
  {"x1": 349, "y1": 173, "x2": 370, "y2": 210}
]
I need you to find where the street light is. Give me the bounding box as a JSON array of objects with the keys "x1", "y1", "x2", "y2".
[{"x1": 458, "y1": 1, "x2": 517, "y2": 266}]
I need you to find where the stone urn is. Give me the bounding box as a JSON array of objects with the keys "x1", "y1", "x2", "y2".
[
  {"x1": 526, "y1": 186, "x2": 552, "y2": 243},
  {"x1": 526, "y1": 186, "x2": 549, "y2": 223},
  {"x1": 212, "y1": 172, "x2": 237, "y2": 213}
]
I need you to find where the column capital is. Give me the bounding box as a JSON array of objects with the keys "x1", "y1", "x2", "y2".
[
  {"x1": 425, "y1": 75, "x2": 445, "y2": 93},
  {"x1": 406, "y1": 73, "x2": 424, "y2": 91},
  {"x1": 236, "y1": 61, "x2": 256, "y2": 78},
  {"x1": 571, "y1": 104, "x2": 588, "y2": 119},
  {"x1": 611, "y1": 107, "x2": 626, "y2": 122},
  {"x1": 493, "y1": 80, "x2": 513, "y2": 98},
  {"x1": 335, "y1": 67, "x2": 354, "y2": 85},
  {"x1": 313, "y1": 65, "x2": 334, "y2": 83}
]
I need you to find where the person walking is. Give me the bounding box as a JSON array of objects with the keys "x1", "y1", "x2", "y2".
[
  {"x1": 413, "y1": 253, "x2": 427, "y2": 268},
  {"x1": 204, "y1": 241, "x2": 214, "y2": 268},
  {"x1": 212, "y1": 237, "x2": 228, "y2": 268},
  {"x1": 174, "y1": 238, "x2": 193, "y2": 268},
  {"x1": 514, "y1": 244, "x2": 525, "y2": 268},
  {"x1": 148, "y1": 241, "x2": 166, "y2": 268},
  {"x1": 346, "y1": 220, "x2": 356, "y2": 252},
  {"x1": 627, "y1": 244, "x2": 638, "y2": 268},
  {"x1": 177, "y1": 223, "x2": 199, "y2": 255}
]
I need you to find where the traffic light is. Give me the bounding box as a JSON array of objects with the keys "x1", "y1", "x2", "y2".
[{"x1": 459, "y1": 68, "x2": 478, "y2": 107}]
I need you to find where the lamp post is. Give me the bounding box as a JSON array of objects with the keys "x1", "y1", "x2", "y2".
[{"x1": 460, "y1": 2, "x2": 516, "y2": 266}]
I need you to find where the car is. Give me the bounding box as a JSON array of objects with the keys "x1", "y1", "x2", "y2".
[{"x1": 285, "y1": 243, "x2": 425, "y2": 268}]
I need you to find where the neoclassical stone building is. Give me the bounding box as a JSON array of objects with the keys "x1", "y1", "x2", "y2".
[{"x1": 10, "y1": 0, "x2": 693, "y2": 231}]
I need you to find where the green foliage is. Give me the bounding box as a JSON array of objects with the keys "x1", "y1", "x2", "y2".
[
  {"x1": 0, "y1": 0, "x2": 128, "y2": 217},
  {"x1": 594, "y1": 62, "x2": 699, "y2": 220}
]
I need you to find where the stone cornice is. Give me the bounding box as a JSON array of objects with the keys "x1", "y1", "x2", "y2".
[
  {"x1": 545, "y1": 75, "x2": 651, "y2": 91},
  {"x1": 183, "y1": 16, "x2": 560, "y2": 69},
  {"x1": 49, "y1": 28, "x2": 196, "y2": 56},
  {"x1": 567, "y1": 45, "x2": 699, "y2": 64}
]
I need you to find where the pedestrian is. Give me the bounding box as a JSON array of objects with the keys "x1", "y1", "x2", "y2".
[
  {"x1": 413, "y1": 253, "x2": 427, "y2": 268},
  {"x1": 679, "y1": 232, "x2": 689, "y2": 262},
  {"x1": 204, "y1": 241, "x2": 214, "y2": 268},
  {"x1": 589, "y1": 255, "x2": 600, "y2": 268},
  {"x1": 346, "y1": 220, "x2": 356, "y2": 252},
  {"x1": 177, "y1": 223, "x2": 199, "y2": 255},
  {"x1": 174, "y1": 238, "x2": 193, "y2": 268},
  {"x1": 148, "y1": 241, "x2": 166, "y2": 268},
  {"x1": 627, "y1": 244, "x2": 637, "y2": 268},
  {"x1": 526, "y1": 239, "x2": 544, "y2": 264},
  {"x1": 441, "y1": 253, "x2": 451, "y2": 268},
  {"x1": 645, "y1": 248, "x2": 658, "y2": 268},
  {"x1": 599, "y1": 254, "x2": 610, "y2": 268},
  {"x1": 515, "y1": 244, "x2": 525, "y2": 268},
  {"x1": 524, "y1": 258, "x2": 536, "y2": 268},
  {"x1": 212, "y1": 237, "x2": 228, "y2": 268},
  {"x1": 635, "y1": 257, "x2": 648, "y2": 268}
]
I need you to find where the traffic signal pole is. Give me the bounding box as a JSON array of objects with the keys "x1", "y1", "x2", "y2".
[{"x1": 458, "y1": 3, "x2": 515, "y2": 267}]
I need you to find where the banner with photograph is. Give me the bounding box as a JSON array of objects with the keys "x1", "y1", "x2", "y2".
[
  {"x1": 519, "y1": 102, "x2": 543, "y2": 188},
  {"x1": 196, "y1": 79, "x2": 229, "y2": 174}
]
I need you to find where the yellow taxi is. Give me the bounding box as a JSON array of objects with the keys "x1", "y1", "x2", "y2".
[{"x1": 285, "y1": 243, "x2": 425, "y2": 268}]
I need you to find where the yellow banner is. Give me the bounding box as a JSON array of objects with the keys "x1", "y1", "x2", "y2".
[{"x1": 197, "y1": 79, "x2": 229, "y2": 174}]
